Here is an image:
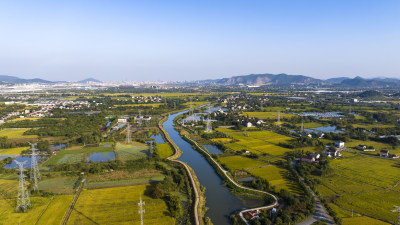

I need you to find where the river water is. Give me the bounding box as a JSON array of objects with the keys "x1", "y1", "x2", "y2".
[{"x1": 163, "y1": 111, "x2": 255, "y2": 225}]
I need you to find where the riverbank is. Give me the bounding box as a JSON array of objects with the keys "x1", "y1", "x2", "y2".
[
  {"x1": 158, "y1": 115, "x2": 204, "y2": 225},
  {"x1": 172, "y1": 115, "x2": 279, "y2": 224}
]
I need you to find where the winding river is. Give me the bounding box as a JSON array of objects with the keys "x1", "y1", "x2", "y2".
[{"x1": 163, "y1": 111, "x2": 257, "y2": 225}]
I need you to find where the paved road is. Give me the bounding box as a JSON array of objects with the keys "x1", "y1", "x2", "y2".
[{"x1": 292, "y1": 160, "x2": 335, "y2": 225}]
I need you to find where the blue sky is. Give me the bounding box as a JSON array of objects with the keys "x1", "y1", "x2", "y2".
[{"x1": 0, "y1": 0, "x2": 399, "y2": 81}]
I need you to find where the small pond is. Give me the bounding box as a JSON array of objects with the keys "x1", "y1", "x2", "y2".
[
  {"x1": 5, "y1": 156, "x2": 47, "y2": 168},
  {"x1": 88, "y1": 152, "x2": 116, "y2": 162},
  {"x1": 150, "y1": 133, "x2": 165, "y2": 144},
  {"x1": 305, "y1": 126, "x2": 344, "y2": 134},
  {"x1": 50, "y1": 144, "x2": 67, "y2": 150},
  {"x1": 202, "y1": 145, "x2": 223, "y2": 154}
]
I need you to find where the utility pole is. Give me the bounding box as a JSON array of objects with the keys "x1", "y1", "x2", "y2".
[
  {"x1": 16, "y1": 160, "x2": 30, "y2": 212},
  {"x1": 29, "y1": 142, "x2": 41, "y2": 191},
  {"x1": 138, "y1": 194, "x2": 145, "y2": 225}
]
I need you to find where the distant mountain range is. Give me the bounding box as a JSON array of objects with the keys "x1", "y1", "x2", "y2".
[
  {"x1": 1, "y1": 73, "x2": 399, "y2": 88},
  {"x1": 197, "y1": 73, "x2": 400, "y2": 88},
  {"x1": 0, "y1": 75, "x2": 102, "y2": 85},
  {"x1": 0, "y1": 75, "x2": 53, "y2": 85}
]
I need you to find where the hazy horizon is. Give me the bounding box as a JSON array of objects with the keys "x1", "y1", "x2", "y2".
[{"x1": 1, "y1": 1, "x2": 399, "y2": 81}]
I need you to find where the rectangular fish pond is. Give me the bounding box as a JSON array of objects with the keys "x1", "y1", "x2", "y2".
[{"x1": 4, "y1": 156, "x2": 47, "y2": 168}]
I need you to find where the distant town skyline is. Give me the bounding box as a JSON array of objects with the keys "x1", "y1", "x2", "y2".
[{"x1": 0, "y1": 1, "x2": 399, "y2": 81}]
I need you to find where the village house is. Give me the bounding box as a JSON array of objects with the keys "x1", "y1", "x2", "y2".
[
  {"x1": 301, "y1": 155, "x2": 316, "y2": 163},
  {"x1": 380, "y1": 150, "x2": 389, "y2": 158},
  {"x1": 334, "y1": 141, "x2": 345, "y2": 149},
  {"x1": 245, "y1": 122, "x2": 253, "y2": 128},
  {"x1": 356, "y1": 145, "x2": 375, "y2": 151},
  {"x1": 117, "y1": 116, "x2": 129, "y2": 123},
  {"x1": 310, "y1": 152, "x2": 320, "y2": 159},
  {"x1": 325, "y1": 148, "x2": 341, "y2": 157}
]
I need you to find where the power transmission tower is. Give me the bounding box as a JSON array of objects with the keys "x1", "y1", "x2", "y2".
[
  {"x1": 29, "y1": 142, "x2": 41, "y2": 191},
  {"x1": 277, "y1": 111, "x2": 281, "y2": 127},
  {"x1": 205, "y1": 106, "x2": 212, "y2": 133},
  {"x1": 16, "y1": 160, "x2": 30, "y2": 212},
  {"x1": 392, "y1": 206, "x2": 400, "y2": 225},
  {"x1": 138, "y1": 194, "x2": 145, "y2": 225},
  {"x1": 126, "y1": 122, "x2": 131, "y2": 144}
]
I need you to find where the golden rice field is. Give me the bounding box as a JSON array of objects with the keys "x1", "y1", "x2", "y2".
[
  {"x1": 67, "y1": 185, "x2": 175, "y2": 225},
  {"x1": 0, "y1": 179, "x2": 18, "y2": 195},
  {"x1": 218, "y1": 156, "x2": 267, "y2": 170},
  {"x1": 210, "y1": 138, "x2": 233, "y2": 143},
  {"x1": 243, "y1": 111, "x2": 297, "y2": 120},
  {"x1": 36, "y1": 195, "x2": 74, "y2": 225},
  {"x1": 216, "y1": 128, "x2": 293, "y2": 156},
  {"x1": 157, "y1": 143, "x2": 174, "y2": 159},
  {"x1": 314, "y1": 152, "x2": 400, "y2": 223},
  {"x1": 247, "y1": 165, "x2": 303, "y2": 194},
  {"x1": 342, "y1": 217, "x2": 389, "y2": 225},
  {"x1": 0, "y1": 146, "x2": 30, "y2": 155},
  {"x1": 0, "y1": 128, "x2": 37, "y2": 139},
  {"x1": 0, "y1": 196, "x2": 56, "y2": 225},
  {"x1": 7, "y1": 117, "x2": 41, "y2": 122},
  {"x1": 295, "y1": 122, "x2": 324, "y2": 129},
  {"x1": 352, "y1": 124, "x2": 396, "y2": 129}
]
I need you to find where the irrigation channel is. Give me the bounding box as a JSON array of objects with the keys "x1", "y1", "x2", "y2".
[{"x1": 162, "y1": 111, "x2": 278, "y2": 225}]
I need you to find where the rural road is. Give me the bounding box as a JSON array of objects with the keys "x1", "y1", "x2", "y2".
[{"x1": 292, "y1": 160, "x2": 335, "y2": 225}]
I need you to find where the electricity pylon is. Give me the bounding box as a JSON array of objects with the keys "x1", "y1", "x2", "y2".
[
  {"x1": 29, "y1": 142, "x2": 41, "y2": 191},
  {"x1": 16, "y1": 160, "x2": 30, "y2": 212},
  {"x1": 138, "y1": 194, "x2": 145, "y2": 225}
]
